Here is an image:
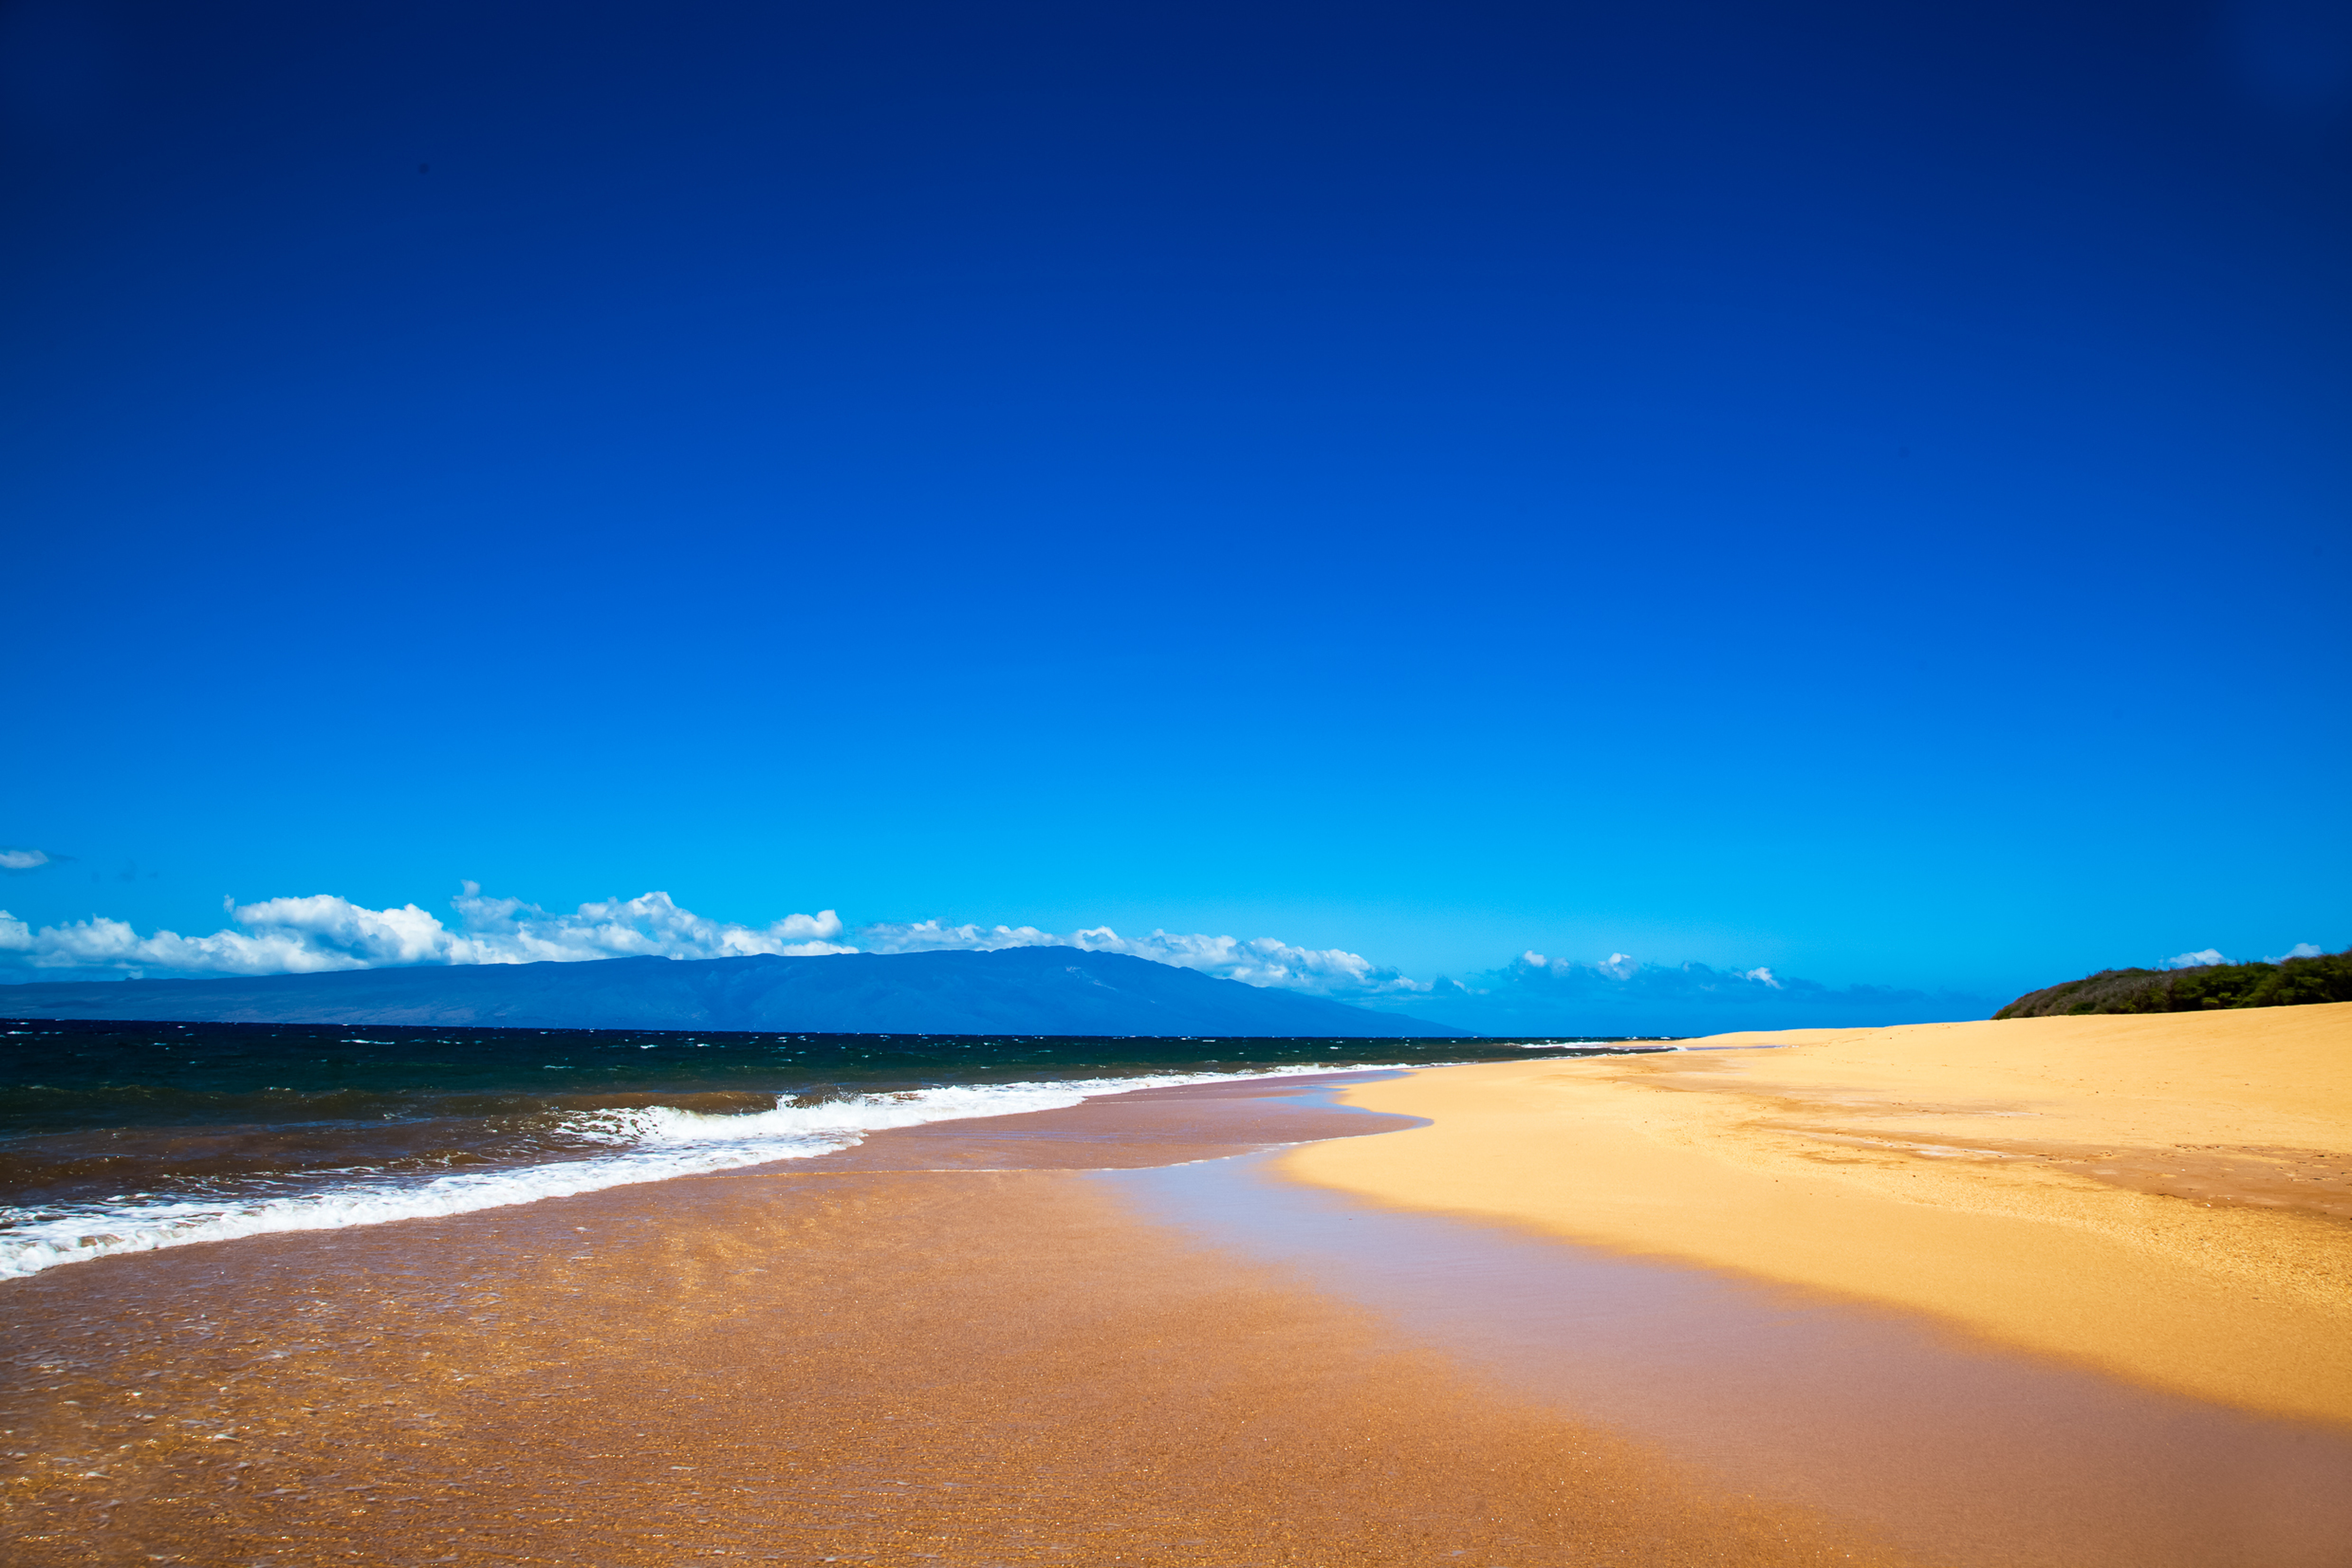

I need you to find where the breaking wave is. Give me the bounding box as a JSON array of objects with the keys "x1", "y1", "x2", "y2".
[{"x1": 0, "y1": 1068, "x2": 1353, "y2": 1279}]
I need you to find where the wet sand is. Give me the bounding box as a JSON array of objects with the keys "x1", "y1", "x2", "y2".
[
  {"x1": 11, "y1": 1050, "x2": 2349, "y2": 1567},
  {"x1": 2, "y1": 1074, "x2": 1892, "y2": 1567},
  {"x1": 1286, "y1": 1005, "x2": 2352, "y2": 1424},
  {"x1": 1126, "y1": 1149, "x2": 2352, "y2": 1568}
]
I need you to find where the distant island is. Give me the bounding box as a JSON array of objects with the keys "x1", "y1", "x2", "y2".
[
  {"x1": 1996, "y1": 947, "x2": 2351, "y2": 1019},
  {"x1": 0, "y1": 946, "x2": 1467, "y2": 1037}
]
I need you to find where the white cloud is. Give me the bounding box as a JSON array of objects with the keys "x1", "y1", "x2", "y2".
[
  {"x1": 2265, "y1": 942, "x2": 2325, "y2": 962},
  {"x1": 856, "y1": 919, "x2": 1065, "y2": 955},
  {"x1": 0, "y1": 888, "x2": 851, "y2": 978},
  {"x1": 1502, "y1": 950, "x2": 1828, "y2": 1002},
  {"x1": 0, "y1": 885, "x2": 1425, "y2": 998},
  {"x1": 1517, "y1": 950, "x2": 1639, "y2": 980},
  {"x1": 0, "y1": 849, "x2": 52, "y2": 871},
  {"x1": 0, "y1": 904, "x2": 407, "y2": 976},
  {"x1": 444, "y1": 886, "x2": 850, "y2": 965},
  {"x1": 2163, "y1": 949, "x2": 2229, "y2": 970},
  {"x1": 857, "y1": 919, "x2": 1431, "y2": 998}
]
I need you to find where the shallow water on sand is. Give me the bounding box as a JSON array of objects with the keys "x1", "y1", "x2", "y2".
[
  {"x1": 0, "y1": 1073, "x2": 1893, "y2": 1568},
  {"x1": 0, "y1": 1019, "x2": 1624, "y2": 1277},
  {"x1": 1110, "y1": 1146, "x2": 2352, "y2": 1568},
  {"x1": 10, "y1": 1064, "x2": 2343, "y2": 1568}
]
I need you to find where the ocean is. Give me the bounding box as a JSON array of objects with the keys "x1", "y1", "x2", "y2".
[{"x1": 0, "y1": 1017, "x2": 1643, "y2": 1279}]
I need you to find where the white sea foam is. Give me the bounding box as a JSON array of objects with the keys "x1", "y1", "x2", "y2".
[{"x1": 0, "y1": 1066, "x2": 1376, "y2": 1280}]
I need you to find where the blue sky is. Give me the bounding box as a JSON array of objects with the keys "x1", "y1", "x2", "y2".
[{"x1": 3, "y1": 0, "x2": 2346, "y2": 1030}]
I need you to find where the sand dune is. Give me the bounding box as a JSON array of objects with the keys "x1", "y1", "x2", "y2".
[{"x1": 1285, "y1": 1003, "x2": 2352, "y2": 1425}]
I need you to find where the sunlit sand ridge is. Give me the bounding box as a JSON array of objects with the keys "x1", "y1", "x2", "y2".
[{"x1": 1284, "y1": 1002, "x2": 2352, "y2": 1425}]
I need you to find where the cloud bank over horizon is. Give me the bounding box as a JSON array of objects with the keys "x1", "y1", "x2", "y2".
[
  {"x1": 0, "y1": 886, "x2": 855, "y2": 979},
  {"x1": 0, "y1": 887, "x2": 1422, "y2": 1003},
  {"x1": 1391, "y1": 949, "x2": 1997, "y2": 1035},
  {"x1": 0, "y1": 885, "x2": 1881, "y2": 1023},
  {"x1": 2, "y1": 886, "x2": 2326, "y2": 1034},
  {"x1": 855, "y1": 919, "x2": 1430, "y2": 1000}
]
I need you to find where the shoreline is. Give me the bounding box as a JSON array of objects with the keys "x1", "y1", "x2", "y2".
[
  {"x1": 11, "y1": 1035, "x2": 2352, "y2": 1566},
  {"x1": 2, "y1": 1073, "x2": 1891, "y2": 1567},
  {"x1": 1284, "y1": 1003, "x2": 2352, "y2": 1426},
  {"x1": 0, "y1": 1060, "x2": 1459, "y2": 1282}
]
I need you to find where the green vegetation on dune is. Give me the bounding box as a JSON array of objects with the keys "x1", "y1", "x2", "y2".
[{"x1": 1995, "y1": 948, "x2": 2352, "y2": 1019}]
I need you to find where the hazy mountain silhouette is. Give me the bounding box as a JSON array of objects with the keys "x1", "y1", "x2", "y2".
[{"x1": 0, "y1": 947, "x2": 1465, "y2": 1036}]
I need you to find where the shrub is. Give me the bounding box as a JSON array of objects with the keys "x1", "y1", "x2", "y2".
[{"x1": 1994, "y1": 948, "x2": 2352, "y2": 1019}]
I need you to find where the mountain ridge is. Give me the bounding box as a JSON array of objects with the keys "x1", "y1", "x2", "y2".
[{"x1": 0, "y1": 947, "x2": 1468, "y2": 1037}]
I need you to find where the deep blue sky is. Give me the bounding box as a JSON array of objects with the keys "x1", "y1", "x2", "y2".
[{"x1": 4, "y1": 0, "x2": 2347, "y2": 1006}]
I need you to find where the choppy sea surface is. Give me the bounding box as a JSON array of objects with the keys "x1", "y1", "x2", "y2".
[{"x1": 0, "y1": 1018, "x2": 1645, "y2": 1278}]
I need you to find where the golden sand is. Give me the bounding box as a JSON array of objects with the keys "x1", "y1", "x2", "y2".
[
  {"x1": 1284, "y1": 1003, "x2": 2352, "y2": 1426},
  {"x1": 2, "y1": 1080, "x2": 1891, "y2": 1567}
]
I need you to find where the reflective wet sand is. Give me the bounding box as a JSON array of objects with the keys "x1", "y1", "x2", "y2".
[
  {"x1": 1, "y1": 1074, "x2": 1893, "y2": 1566},
  {"x1": 9, "y1": 1065, "x2": 2345, "y2": 1567},
  {"x1": 1285, "y1": 1010, "x2": 2352, "y2": 1423},
  {"x1": 1120, "y1": 1148, "x2": 2352, "y2": 1568}
]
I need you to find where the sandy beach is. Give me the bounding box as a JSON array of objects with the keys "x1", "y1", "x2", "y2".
[
  {"x1": 3, "y1": 1075, "x2": 1892, "y2": 1567},
  {"x1": 8, "y1": 1016, "x2": 2351, "y2": 1567},
  {"x1": 1288, "y1": 1003, "x2": 2352, "y2": 1425}
]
